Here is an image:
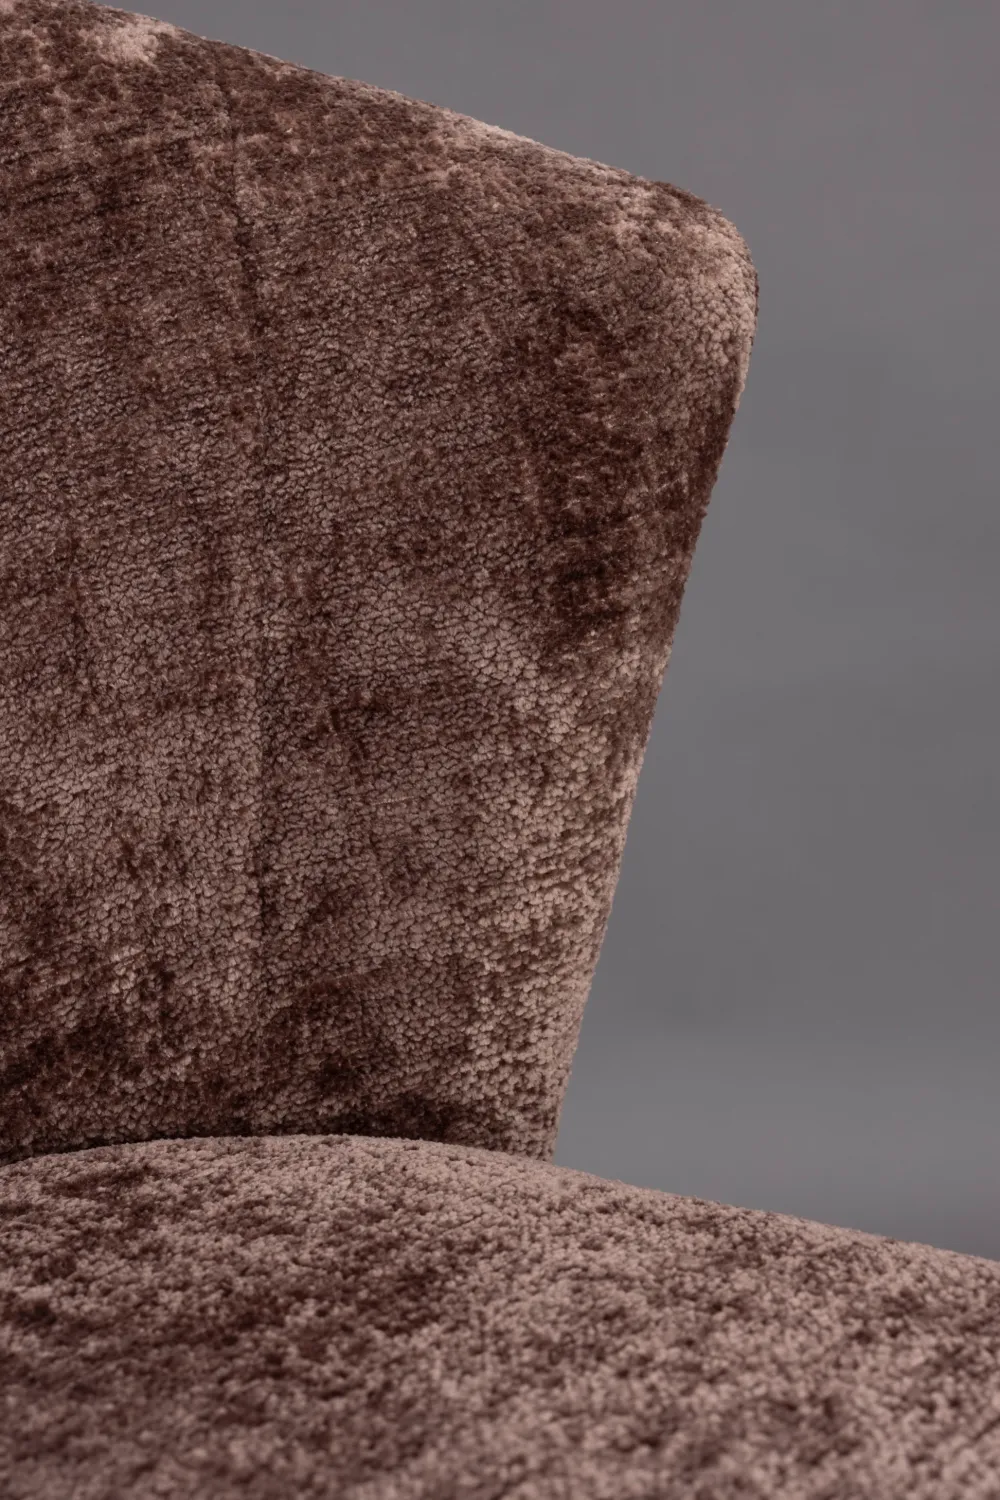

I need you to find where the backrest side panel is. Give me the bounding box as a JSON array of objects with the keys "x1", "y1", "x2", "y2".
[{"x1": 1, "y1": 2, "x2": 272, "y2": 1159}]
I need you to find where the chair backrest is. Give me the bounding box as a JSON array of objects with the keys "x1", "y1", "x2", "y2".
[{"x1": 0, "y1": 0, "x2": 757, "y2": 1166}]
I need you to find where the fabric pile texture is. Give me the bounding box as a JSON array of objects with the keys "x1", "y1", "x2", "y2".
[
  {"x1": 5, "y1": 1134, "x2": 1000, "y2": 1499},
  {"x1": 1, "y1": 0, "x2": 755, "y2": 1168},
  {"x1": 2, "y1": 3, "x2": 998, "y2": 1497}
]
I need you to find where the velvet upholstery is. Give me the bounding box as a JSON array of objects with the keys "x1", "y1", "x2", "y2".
[
  {"x1": 4, "y1": 4, "x2": 999, "y2": 1498},
  {"x1": 0, "y1": 0, "x2": 756, "y2": 1167},
  {"x1": 4, "y1": 1134, "x2": 1000, "y2": 1499}
]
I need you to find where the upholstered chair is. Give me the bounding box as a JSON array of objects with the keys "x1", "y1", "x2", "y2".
[{"x1": 2, "y1": 3, "x2": 999, "y2": 1496}]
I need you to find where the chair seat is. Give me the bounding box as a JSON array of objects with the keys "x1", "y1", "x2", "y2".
[{"x1": 2, "y1": 1134, "x2": 999, "y2": 1498}]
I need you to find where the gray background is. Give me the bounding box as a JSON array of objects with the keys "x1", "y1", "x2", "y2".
[{"x1": 105, "y1": 1, "x2": 999, "y2": 1259}]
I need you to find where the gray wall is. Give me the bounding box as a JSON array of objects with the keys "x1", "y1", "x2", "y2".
[{"x1": 102, "y1": 0, "x2": 999, "y2": 1259}]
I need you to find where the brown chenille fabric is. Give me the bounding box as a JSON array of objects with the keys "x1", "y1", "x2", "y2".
[
  {"x1": 5, "y1": 11, "x2": 1000, "y2": 1500},
  {"x1": 0, "y1": 0, "x2": 757, "y2": 1165},
  {"x1": 2, "y1": 1134, "x2": 1000, "y2": 1499}
]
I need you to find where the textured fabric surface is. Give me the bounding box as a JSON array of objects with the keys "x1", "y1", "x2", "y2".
[
  {"x1": 0, "y1": 0, "x2": 757, "y2": 1166},
  {"x1": 2, "y1": 1132, "x2": 1000, "y2": 1499}
]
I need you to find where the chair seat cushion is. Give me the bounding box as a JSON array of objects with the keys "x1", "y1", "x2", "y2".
[{"x1": 2, "y1": 1134, "x2": 999, "y2": 1498}]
